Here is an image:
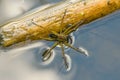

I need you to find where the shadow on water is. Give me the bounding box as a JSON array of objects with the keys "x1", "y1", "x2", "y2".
[{"x1": 0, "y1": 0, "x2": 120, "y2": 80}]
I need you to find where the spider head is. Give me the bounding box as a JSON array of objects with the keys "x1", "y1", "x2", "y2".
[
  {"x1": 49, "y1": 33, "x2": 58, "y2": 39},
  {"x1": 49, "y1": 33, "x2": 68, "y2": 42}
]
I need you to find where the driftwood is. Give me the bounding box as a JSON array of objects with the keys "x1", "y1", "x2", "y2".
[{"x1": 0, "y1": 0, "x2": 120, "y2": 47}]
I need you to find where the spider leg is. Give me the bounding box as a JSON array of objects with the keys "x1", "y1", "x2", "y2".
[
  {"x1": 51, "y1": 31, "x2": 59, "y2": 36},
  {"x1": 67, "y1": 35, "x2": 73, "y2": 44},
  {"x1": 60, "y1": 43, "x2": 68, "y2": 69},
  {"x1": 42, "y1": 37, "x2": 54, "y2": 41},
  {"x1": 42, "y1": 49, "x2": 52, "y2": 61},
  {"x1": 63, "y1": 20, "x2": 85, "y2": 35},
  {"x1": 0, "y1": 34, "x2": 3, "y2": 45},
  {"x1": 60, "y1": 9, "x2": 67, "y2": 33},
  {"x1": 64, "y1": 42, "x2": 88, "y2": 56},
  {"x1": 42, "y1": 42, "x2": 59, "y2": 61},
  {"x1": 31, "y1": 19, "x2": 44, "y2": 29}
]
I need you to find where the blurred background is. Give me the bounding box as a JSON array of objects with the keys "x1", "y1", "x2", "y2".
[
  {"x1": 0, "y1": 0, "x2": 120, "y2": 80},
  {"x1": 0, "y1": 0, "x2": 63, "y2": 24}
]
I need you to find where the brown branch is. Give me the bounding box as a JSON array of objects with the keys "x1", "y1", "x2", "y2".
[{"x1": 0, "y1": 0, "x2": 120, "y2": 47}]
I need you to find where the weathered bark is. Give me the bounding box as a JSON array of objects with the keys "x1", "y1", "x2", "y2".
[{"x1": 0, "y1": 0, "x2": 120, "y2": 47}]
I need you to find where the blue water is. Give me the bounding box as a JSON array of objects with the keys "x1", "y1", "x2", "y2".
[{"x1": 72, "y1": 10, "x2": 120, "y2": 80}]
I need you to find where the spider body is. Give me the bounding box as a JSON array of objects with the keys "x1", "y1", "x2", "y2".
[
  {"x1": 49, "y1": 33, "x2": 68, "y2": 42},
  {"x1": 33, "y1": 9, "x2": 88, "y2": 69}
]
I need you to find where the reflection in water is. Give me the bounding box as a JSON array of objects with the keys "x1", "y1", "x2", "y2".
[
  {"x1": 64, "y1": 54, "x2": 72, "y2": 71},
  {"x1": 78, "y1": 47, "x2": 89, "y2": 56},
  {"x1": 39, "y1": 46, "x2": 56, "y2": 65},
  {"x1": 0, "y1": 40, "x2": 76, "y2": 80},
  {"x1": 0, "y1": 53, "x2": 61, "y2": 80}
]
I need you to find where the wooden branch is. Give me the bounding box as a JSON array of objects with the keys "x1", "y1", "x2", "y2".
[{"x1": 0, "y1": 0, "x2": 120, "y2": 47}]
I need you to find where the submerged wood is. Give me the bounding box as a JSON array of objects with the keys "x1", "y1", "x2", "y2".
[{"x1": 0, "y1": 0, "x2": 120, "y2": 47}]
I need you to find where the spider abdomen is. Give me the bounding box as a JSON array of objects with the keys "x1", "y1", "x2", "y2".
[{"x1": 57, "y1": 35, "x2": 67, "y2": 42}]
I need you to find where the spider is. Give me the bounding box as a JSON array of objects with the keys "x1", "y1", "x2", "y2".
[{"x1": 32, "y1": 9, "x2": 88, "y2": 69}]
